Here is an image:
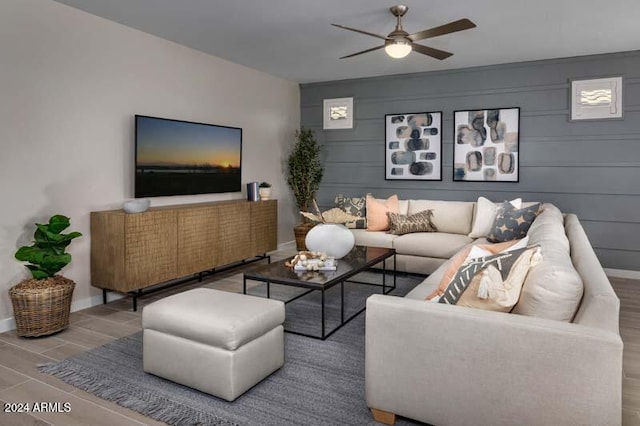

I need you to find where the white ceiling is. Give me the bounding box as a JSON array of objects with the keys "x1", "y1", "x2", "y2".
[{"x1": 53, "y1": 0, "x2": 640, "y2": 83}]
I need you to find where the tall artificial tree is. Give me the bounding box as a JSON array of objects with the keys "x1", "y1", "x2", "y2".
[{"x1": 287, "y1": 128, "x2": 324, "y2": 213}]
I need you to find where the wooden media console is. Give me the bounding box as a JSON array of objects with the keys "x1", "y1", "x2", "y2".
[{"x1": 90, "y1": 199, "x2": 277, "y2": 310}]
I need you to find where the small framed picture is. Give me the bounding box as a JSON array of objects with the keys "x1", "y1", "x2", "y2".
[
  {"x1": 323, "y1": 97, "x2": 354, "y2": 129},
  {"x1": 385, "y1": 112, "x2": 442, "y2": 181},
  {"x1": 453, "y1": 107, "x2": 520, "y2": 182},
  {"x1": 571, "y1": 76, "x2": 623, "y2": 120}
]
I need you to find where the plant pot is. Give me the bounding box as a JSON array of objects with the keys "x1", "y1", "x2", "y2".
[
  {"x1": 294, "y1": 222, "x2": 315, "y2": 251},
  {"x1": 9, "y1": 276, "x2": 75, "y2": 337},
  {"x1": 305, "y1": 223, "x2": 355, "y2": 259},
  {"x1": 259, "y1": 188, "x2": 271, "y2": 200}
]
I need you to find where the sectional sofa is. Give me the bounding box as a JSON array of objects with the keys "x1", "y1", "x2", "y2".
[
  {"x1": 349, "y1": 198, "x2": 622, "y2": 425},
  {"x1": 351, "y1": 199, "x2": 476, "y2": 274}
]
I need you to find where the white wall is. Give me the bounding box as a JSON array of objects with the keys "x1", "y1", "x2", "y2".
[{"x1": 0, "y1": 0, "x2": 300, "y2": 329}]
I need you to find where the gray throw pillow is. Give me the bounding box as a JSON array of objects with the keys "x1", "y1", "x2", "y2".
[{"x1": 487, "y1": 202, "x2": 541, "y2": 243}]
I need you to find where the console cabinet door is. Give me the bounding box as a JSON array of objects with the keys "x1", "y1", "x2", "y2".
[
  {"x1": 177, "y1": 207, "x2": 218, "y2": 276},
  {"x1": 216, "y1": 203, "x2": 251, "y2": 266},
  {"x1": 90, "y1": 212, "x2": 126, "y2": 291},
  {"x1": 125, "y1": 210, "x2": 177, "y2": 290},
  {"x1": 251, "y1": 200, "x2": 277, "y2": 255}
]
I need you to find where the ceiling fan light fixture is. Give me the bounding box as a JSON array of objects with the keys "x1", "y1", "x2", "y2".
[
  {"x1": 333, "y1": 6, "x2": 474, "y2": 61},
  {"x1": 385, "y1": 40, "x2": 412, "y2": 58}
]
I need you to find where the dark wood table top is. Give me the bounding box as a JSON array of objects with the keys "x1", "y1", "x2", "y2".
[{"x1": 244, "y1": 246, "x2": 396, "y2": 290}]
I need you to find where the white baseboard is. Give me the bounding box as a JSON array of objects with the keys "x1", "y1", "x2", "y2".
[
  {"x1": 70, "y1": 292, "x2": 125, "y2": 312},
  {"x1": 605, "y1": 268, "x2": 640, "y2": 280},
  {"x1": 0, "y1": 292, "x2": 124, "y2": 334},
  {"x1": 0, "y1": 244, "x2": 300, "y2": 334},
  {"x1": 0, "y1": 317, "x2": 16, "y2": 334},
  {"x1": 277, "y1": 240, "x2": 296, "y2": 251},
  {"x1": 1, "y1": 243, "x2": 299, "y2": 334}
]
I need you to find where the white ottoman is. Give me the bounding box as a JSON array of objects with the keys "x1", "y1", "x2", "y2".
[{"x1": 142, "y1": 288, "x2": 285, "y2": 401}]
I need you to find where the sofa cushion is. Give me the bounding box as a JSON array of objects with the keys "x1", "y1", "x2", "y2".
[
  {"x1": 438, "y1": 246, "x2": 541, "y2": 313},
  {"x1": 398, "y1": 199, "x2": 409, "y2": 215},
  {"x1": 392, "y1": 232, "x2": 473, "y2": 259},
  {"x1": 351, "y1": 229, "x2": 398, "y2": 249},
  {"x1": 405, "y1": 274, "x2": 441, "y2": 300},
  {"x1": 142, "y1": 288, "x2": 285, "y2": 351},
  {"x1": 487, "y1": 202, "x2": 541, "y2": 242},
  {"x1": 408, "y1": 200, "x2": 474, "y2": 235},
  {"x1": 334, "y1": 194, "x2": 366, "y2": 229},
  {"x1": 367, "y1": 194, "x2": 399, "y2": 231},
  {"x1": 394, "y1": 255, "x2": 446, "y2": 276},
  {"x1": 387, "y1": 210, "x2": 437, "y2": 235},
  {"x1": 526, "y1": 203, "x2": 570, "y2": 252},
  {"x1": 565, "y1": 214, "x2": 620, "y2": 333},
  {"x1": 372, "y1": 196, "x2": 408, "y2": 215},
  {"x1": 469, "y1": 197, "x2": 522, "y2": 238},
  {"x1": 512, "y1": 204, "x2": 584, "y2": 322}
]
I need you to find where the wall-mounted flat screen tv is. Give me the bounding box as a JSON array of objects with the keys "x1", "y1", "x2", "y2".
[{"x1": 135, "y1": 115, "x2": 242, "y2": 198}]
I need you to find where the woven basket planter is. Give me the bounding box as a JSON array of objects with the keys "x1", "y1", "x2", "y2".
[
  {"x1": 294, "y1": 222, "x2": 315, "y2": 251},
  {"x1": 9, "y1": 276, "x2": 75, "y2": 337}
]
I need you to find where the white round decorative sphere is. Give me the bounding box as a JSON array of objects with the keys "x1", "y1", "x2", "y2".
[
  {"x1": 123, "y1": 199, "x2": 150, "y2": 214},
  {"x1": 305, "y1": 224, "x2": 355, "y2": 259}
]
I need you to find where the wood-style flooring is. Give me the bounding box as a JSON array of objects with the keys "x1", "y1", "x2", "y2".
[{"x1": 0, "y1": 250, "x2": 638, "y2": 425}]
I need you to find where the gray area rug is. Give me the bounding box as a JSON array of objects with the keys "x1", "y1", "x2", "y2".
[
  {"x1": 246, "y1": 271, "x2": 405, "y2": 338},
  {"x1": 41, "y1": 272, "x2": 425, "y2": 426}
]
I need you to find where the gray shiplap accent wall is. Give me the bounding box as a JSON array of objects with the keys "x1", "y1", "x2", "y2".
[{"x1": 300, "y1": 51, "x2": 640, "y2": 270}]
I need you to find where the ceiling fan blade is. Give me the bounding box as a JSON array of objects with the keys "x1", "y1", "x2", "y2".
[
  {"x1": 331, "y1": 23, "x2": 389, "y2": 41},
  {"x1": 340, "y1": 45, "x2": 385, "y2": 59},
  {"x1": 408, "y1": 18, "x2": 476, "y2": 42},
  {"x1": 411, "y1": 43, "x2": 453, "y2": 60}
]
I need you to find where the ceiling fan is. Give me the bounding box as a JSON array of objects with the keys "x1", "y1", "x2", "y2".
[{"x1": 332, "y1": 5, "x2": 476, "y2": 60}]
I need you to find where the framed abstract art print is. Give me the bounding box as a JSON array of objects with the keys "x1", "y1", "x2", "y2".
[
  {"x1": 385, "y1": 111, "x2": 442, "y2": 181},
  {"x1": 453, "y1": 107, "x2": 520, "y2": 182}
]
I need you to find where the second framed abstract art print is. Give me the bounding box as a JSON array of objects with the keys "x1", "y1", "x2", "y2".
[{"x1": 453, "y1": 107, "x2": 520, "y2": 182}]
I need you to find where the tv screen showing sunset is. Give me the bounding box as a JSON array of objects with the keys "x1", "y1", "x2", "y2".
[{"x1": 135, "y1": 115, "x2": 242, "y2": 197}]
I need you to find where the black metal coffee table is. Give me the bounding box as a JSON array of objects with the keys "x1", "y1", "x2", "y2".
[{"x1": 243, "y1": 246, "x2": 396, "y2": 340}]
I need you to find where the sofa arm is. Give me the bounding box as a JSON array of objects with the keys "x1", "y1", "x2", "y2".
[{"x1": 365, "y1": 294, "x2": 622, "y2": 426}]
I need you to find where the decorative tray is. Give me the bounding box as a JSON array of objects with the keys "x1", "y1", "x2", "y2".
[{"x1": 286, "y1": 251, "x2": 337, "y2": 271}]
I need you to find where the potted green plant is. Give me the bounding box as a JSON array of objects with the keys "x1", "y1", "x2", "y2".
[
  {"x1": 259, "y1": 182, "x2": 272, "y2": 200},
  {"x1": 287, "y1": 128, "x2": 324, "y2": 250},
  {"x1": 10, "y1": 214, "x2": 82, "y2": 337}
]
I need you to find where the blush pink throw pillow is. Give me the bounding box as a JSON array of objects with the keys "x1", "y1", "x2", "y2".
[{"x1": 366, "y1": 194, "x2": 399, "y2": 231}]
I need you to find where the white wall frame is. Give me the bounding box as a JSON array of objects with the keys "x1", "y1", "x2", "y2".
[
  {"x1": 323, "y1": 97, "x2": 354, "y2": 129},
  {"x1": 571, "y1": 76, "x2": 623, "y2": 120}
]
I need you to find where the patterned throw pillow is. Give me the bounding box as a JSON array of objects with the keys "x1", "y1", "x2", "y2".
[
  {"x1": 387, "y1": 210, "x2": 437, "y2": 235},
  {"x1": 487, "y1": 202, "x2": 541, "y2": 242},
  {"x1": 438, "y1": 246, "x2": 541, "y2": 312},
  {"x1": 334, "y1": 194, "x2": 366, "y2": 229},
  {"x1": 468, "y1": 197, "x2": 522, "y2": 238},
  {"x1": 425, "y1": 238, "x2": 526, "y2": 301}
]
